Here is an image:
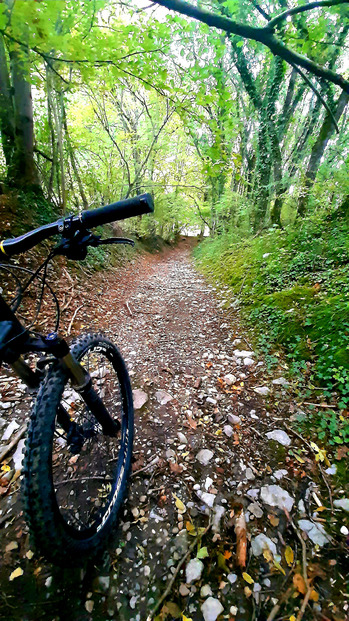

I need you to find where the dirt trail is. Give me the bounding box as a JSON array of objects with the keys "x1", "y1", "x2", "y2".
[{"x1": 0, "y1": 242, "x2": 347, "y2": 621}]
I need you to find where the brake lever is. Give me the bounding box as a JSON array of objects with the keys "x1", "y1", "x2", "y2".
[{"x1": 98, "y1": 237, "x2": 135, "y2": 247}]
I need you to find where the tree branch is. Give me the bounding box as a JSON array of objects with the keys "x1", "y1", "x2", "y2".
[
  {"x1": 152, "y1": 0, "x2": 349, "y2": 93},
  {"x1": 267, "y1": 0, "x2": 348, "y2": 30}
]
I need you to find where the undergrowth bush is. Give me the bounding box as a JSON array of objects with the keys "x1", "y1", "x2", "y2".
[{"x1": 194, "y1": 210, "x2": 349, "y2": 445}]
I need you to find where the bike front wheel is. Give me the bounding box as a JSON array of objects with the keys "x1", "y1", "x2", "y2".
[{"x1": 22, "y1": 333, "x2": 134, "y2": 565}]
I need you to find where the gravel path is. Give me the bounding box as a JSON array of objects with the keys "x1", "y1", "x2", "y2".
[{"x1": 0, "y1": 241, "x2": 346, "y2": 621}]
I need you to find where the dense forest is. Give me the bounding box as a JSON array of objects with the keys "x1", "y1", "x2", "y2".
[{"x1": 0, "y1": 0, "x2": 348, "y2": 435}]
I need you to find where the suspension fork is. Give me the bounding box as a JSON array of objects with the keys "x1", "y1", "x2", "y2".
[{"x1": 48, "y1": 335, "x2": 120, "y2": 437}]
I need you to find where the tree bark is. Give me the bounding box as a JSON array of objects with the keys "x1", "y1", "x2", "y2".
[
  {"x1": 298, "y1": 90, "x2": 349, "y2": 216},
  {"x1": 10, "y1": 42, "x2": 40, "y2": 189},
  {"x1": 0, "y1": 34, "x2": 16, "y2": 179}
]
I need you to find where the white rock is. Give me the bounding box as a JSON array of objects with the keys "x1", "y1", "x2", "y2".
[
  {"x1": 245, "y1": 468, "x2": 255, "y2": 481},
  {"x1": 228, "y1": 414, "x2": 241, "y2": 425},
  {"x1": 227, "y1": 573, "x2": 237, "y2": 584},
  {"x1": 230, "y1": 605, "x2": 238, "y2": 616},
  {"x1": 155, "y1": 390, "x2": 173, "y2": 405},
  {"x1": 197, "y1": 491, "x2": 215, "y2": 508},
  {"x1": 266, "y1": 430, "x2": 291, "y2": 446},
  {"x1": 129, "y1": 595, "x2": 138, "y2": 609},
  {"x1": 298, "y1": 519, "x2": 330, "y2": 546},
  {"x1": 253, "y1": 583, "x2": 262, "y2": 592},
  {"x1": 272, "y1": 377, "x2": 288, "y2": 385},
  {"x1": 224, "y1": 373, "x2": 237, "y2": 386},
  {"x1": 12, "y1": 438, "x2": 25, "y2": 471},
  {"x1": 243, "y1": 358, "x2": 254, "y2": 366},
  {"x1": 205, "y1": 476, "x2": 214, "y2": 490},
  {"x1": 340, "y1": 525, "x2": 349, "y2": 536},
  {"x1": 0, "y1": 402, "x2": 12, "y2": 411},
  {"x1": 248, "y1": 502, "x2": 263, "y2": 518},
  {"x1": 149, "y1": 509, "x2": 164, "y2": 521},
  {"x1": 260, "y1": 485, "x2": 294, "y2": 512},
  {"x1": 206, "y1": 397, "x2": 217, "y2": 405},
  {"x1": 177, "y1": 432, "x2": 187, "y2": 444},
  {"x1": 325, "y1": 465, "x2": 337, "y2": 475},
  {"x1": 273, "y1": 469, "x2": 288, "y2": 480},
  {"x1": 132, "y1": 389, "x2": 148, "y2": 410},
  {"x1": 251, "y1": 533, "x2": 277, "y2": 557},
  {"x1": 197, "y1": 449, "x2": 214, "y2": 465},
  {"x1": 186, "y1": 558, "x2": 204, "y2": 583},
  {"x1": 247, "y1": 488, "x2": 260, "y2": 499},
  {"x1": 334, "y1": 498, "x2": 349, "y2": 512},
  {"x1": 223, "y1": 425, "x2": 233, "y2": 437},
  {"x1": 254, "y1": 386, "x2": 270, "y2": 396},
  {"x1": 200, "y1": 584, "x2": 213, "y2": 598},
  {"x1": 212, "y1": 505, "x2": 225, "y2": 532},
  {"x1": 201, "y1": 597, "x2": 224, "y2": 621},
  {"x1": 234, "y1": 350, "x2": 254, "y2": 358},
  {"x1": 2, "y1": 420, "x2": 19, "y2": 441}
]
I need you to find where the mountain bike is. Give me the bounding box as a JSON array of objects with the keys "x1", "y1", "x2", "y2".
[{"x1": 0, "y1": 193, "x2": 154, "y2": 565}]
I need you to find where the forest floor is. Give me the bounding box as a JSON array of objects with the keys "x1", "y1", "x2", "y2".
[{"x1": 0, "y1": 240, "x2": 348, "y2": 621}]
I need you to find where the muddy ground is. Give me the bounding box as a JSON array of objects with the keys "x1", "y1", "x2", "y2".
[{"x1": 0, "y1": 241, "x2": 348, "y2": 621}]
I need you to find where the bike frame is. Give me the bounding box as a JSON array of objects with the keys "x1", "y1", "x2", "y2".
[{"x1": 0, "y1": 293, "x2": 120, "y2": 437}]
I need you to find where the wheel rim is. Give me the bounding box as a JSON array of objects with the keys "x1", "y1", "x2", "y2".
[{"x1": 51, "y1": 342, "x2": 130, "y2": 537}]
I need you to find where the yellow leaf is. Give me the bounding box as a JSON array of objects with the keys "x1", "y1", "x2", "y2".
[
  {"x1": 294, "y1": 454, "x2": 305, "y2": 464},
  {"x1": 315, "y1": 506, "x2": 326, "y2": 512},
  {"x1": 26, "y1": 550, "x2": 34, "y2": 560},
  {"x1": 182, "y1": 616, "x2": 192, "y2": 621},
  {"x1": 285, "y1": 546, "x2": 294, "y2": 566},
  {"x1": 273, "y1": 560, "x2": 286, "y2": 575},
  {"x1": 290, "y1": 616, "x2": 296, "y2": 621},
  {"x1": 172, "y1": 493, "x2": 186, "y2": 514},
  {"x1": 9, "y1": 567, "x2": 23, "y2": 581},
  {"x1": 310, "y1": 589, "x2": 319, "y2": 602},
  {"x1": 186, "y1": 521, "x2": 195, "y2": 534},
  {"x1": 242, "y1": 572, "x2": 254, "y2": 584},
  {"x1": 263, "y1": 548, "x2": 273, "y2": 563},
  {"x1": 244, "y1": 586, "x2": 252, "y2": 597},
  {"x1": 1, "y1": 464, "x2": 11, "y2": 473}
]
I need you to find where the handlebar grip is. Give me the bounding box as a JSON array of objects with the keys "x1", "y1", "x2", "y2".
[
  {"x1": 80, "y1": 193, "x2": 154, "y2": 229},
  {"x1": 0, "y1": 222, "x2": 61, "y2": 258}
]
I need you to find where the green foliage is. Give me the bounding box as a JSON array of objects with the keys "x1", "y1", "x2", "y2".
[{"x1": 195, "y1": 210, "x2": 349, "y2": 407}]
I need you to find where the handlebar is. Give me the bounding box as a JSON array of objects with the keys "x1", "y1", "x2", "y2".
[{"x1": 0, "y1": 193, "x2": 154, "y2": 258}]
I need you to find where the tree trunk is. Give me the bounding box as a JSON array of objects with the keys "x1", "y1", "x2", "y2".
[
  {"x1": 298, "y1": 90, "x2": 349, "y2": 217},
  {"x1": 0, "y1": 34, "x2": 16, "y2": 180},
  {"x1": 10, "y1": 43, "x2": 40, "y2": 189}
]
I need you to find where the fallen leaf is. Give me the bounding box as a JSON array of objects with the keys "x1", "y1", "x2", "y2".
[
  {"x1": 269, "y1": 515, "x2": 279, "y2": 527},
  {"x1": 242, "y1": 572, "x2": 254, "y2": 584},
  {"x1": 182, "y1": 616, "x2": 192, "y2": 621},
  {"x1": 310, "y1": 589, "x2": 319, "y2": 602},
  {"x1": 244, "y1": 586, "x2": 252, "y2": 597},
  {"x1": 197, "y1": 546, "x2": 209, "y2": 559},
  {"x1": 85, "y1": 600, "x2": 94, "y2": 613},
  {"x1": 170, "y1": 462, "x2": 183, "y2": 474},
  {"x1": 26, "y1": 550, "x2": 34, "y2": 560},
  {"x1": 163, "y1": 602, "x2": 181, "y2": 617},
  {"x1": 9, "y1": 567, "x2": 23, "y2": 581},
  {"x1": 273, "y1": 559, "x2": 286, "y2": 575},
  {"x1": 263, "y1": 548, "x2": 273, "y2": 563},
  {"x1": 5, "y1": 541, "x2": 18, "y2": 552},
  {"x1": 285, "y1": 546, "x2": 294, "y2": 566},
  {"x1": 293, "y1": 573, "x2": 306, "y2": 595},
  {"x1": 172, "y1": 493, "x2": 186, "y2": 514},
  {"x1": 234, "y1": 509, "x2": 247, "y2": 568},
  {"x1": 223, "y1": 550, "x2": 232, "y2": 560}
]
